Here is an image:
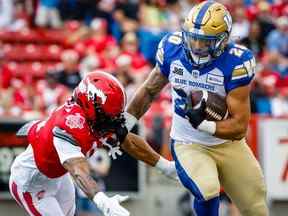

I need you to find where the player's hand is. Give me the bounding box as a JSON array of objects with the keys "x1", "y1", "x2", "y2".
[
  {"x1": 100, "y1": 133, "x2": 123, "y2": 160},
  {"x1": 93, "y1": 192, "x2": 130, "y2": 216},
  {"x1": 185, "y1": 97, "x2": 206, "y2": 129},
  {"x1": 155, "y1": 157, "x2": 178, "y2": 181},
  {"x1": 114, "y1": 123, "x2": 128, "y2": 143}
]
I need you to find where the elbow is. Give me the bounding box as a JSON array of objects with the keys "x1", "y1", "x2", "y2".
[{"x1": 233, "y1": 125, "x2": 247, "y2": 140}]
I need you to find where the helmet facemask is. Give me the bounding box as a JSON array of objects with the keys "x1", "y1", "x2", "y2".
[
  {"x1": 90, "y1": 100, "x2": 125, "y2": 136},
  {"x1": 182, "y1": 29, "x2": 228, "y2": 66}
]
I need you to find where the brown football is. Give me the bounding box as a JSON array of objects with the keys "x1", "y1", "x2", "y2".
[{"x1": 190, "y1": 90, "x2": 229, "y2": 121}]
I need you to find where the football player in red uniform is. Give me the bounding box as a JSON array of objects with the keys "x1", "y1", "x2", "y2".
[{"x1": 9, "y1": 71, "x2": 176, "y2": 216}]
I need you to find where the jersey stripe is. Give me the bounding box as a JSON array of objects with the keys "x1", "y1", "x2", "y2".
[
  {"x1": 53, "y1": 127, "x2": 78, "y2": 146},
  {"x1": 23, "y1": 192, "x2": 42, "y2": 216},
  {"x1": 11, "y1": 182, "x2": 23, "y2": 207},
  {"x1": 195, "y1": 1, "x2": 214, "y2": 29}
]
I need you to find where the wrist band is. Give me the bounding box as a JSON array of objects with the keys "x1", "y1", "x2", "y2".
[
  {"x1": 123, "y1": 112, "x2": 138, "y2": 131},
  {"x1": 198, "y1": 120, "x2": 216, "y2": 135}
]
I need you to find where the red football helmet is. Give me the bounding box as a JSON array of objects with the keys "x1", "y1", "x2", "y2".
[{"x1": 73, "y1": 70, "x2": 126, "y2": 132}]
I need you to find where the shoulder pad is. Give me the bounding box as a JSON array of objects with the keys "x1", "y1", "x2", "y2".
[
  {"x1": 229, "y1": 44, "x2": 256, "y2": 81},
  {"x1": 225, "y1": 44, "x2": 256, "y2": 92},
  {"x1": 156, "y1": 32, "x2": 183, "y2": 77}
]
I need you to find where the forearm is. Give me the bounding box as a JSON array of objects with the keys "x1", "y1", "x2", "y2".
[
  {"x1": 126, "y1": 84, "x2": 157, "y2": 120},
  {"x1": 121, "y1": 133, "x2": 160, "y2": 166},
  {"x1": 63, "y1": 158, "x2": 99, "y2": 199},
  {"x1": 126, "y1": 66, "x2": 168, "y2": 120},
  {"x1": 214, "y1": 117, "x2": 248, "y2": 140}
]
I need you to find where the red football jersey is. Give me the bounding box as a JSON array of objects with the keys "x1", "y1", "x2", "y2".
[{"x1": 27, "y1": 102, "x2": 101, "y2": 178}]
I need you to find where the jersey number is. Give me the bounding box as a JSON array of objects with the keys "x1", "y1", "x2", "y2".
[
  {"x1": 174, "y1": 97, "x2": 186, "y2": 118},
  {"x1": 229, "y1": 44, "x2": 247, "y2": 58},
  {"x1": 168, "y1": 34, "x2": 182, "y2": 45}
]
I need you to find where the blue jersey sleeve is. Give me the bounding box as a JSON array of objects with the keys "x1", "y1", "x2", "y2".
[
  {"x1": 225, "y1": 48, "x2": 256, "y2": 92},
  {"x1": 155, "y1": 32, "x2": 183, "y2": 78},
  {"x1": 155, "y1": 34, "x2": 170, "y2": 78}
]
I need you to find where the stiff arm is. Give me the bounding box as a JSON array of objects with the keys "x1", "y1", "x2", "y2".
[{"x1": 126, "y1": 65, "x2": 168, "y2": 119}]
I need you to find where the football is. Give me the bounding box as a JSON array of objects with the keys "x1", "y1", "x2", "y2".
[{"x1": 190, "y1": 90, "x2": 229, "y2": 121}]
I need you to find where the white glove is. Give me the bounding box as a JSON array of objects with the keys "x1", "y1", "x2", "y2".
[
  {"x1": 155, "y1": 157, "x2": 178, "y2": 181},
  {"x1": 100, "y1": 135, "x2": 123, "y2": 160},
  {"x1": 93, "y1": 192, "x2": 130, "y2": 216}
]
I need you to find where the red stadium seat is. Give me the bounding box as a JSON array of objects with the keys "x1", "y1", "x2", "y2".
[
  {"x1": 0, "y1": 29, "x2": 67, "y2": 44},
  {"x1": 3, "y1": 44, "x2": 63, "y2": 61},
  {"x1": 6, "y1": 62, "x2": 60, "y2": 79}
]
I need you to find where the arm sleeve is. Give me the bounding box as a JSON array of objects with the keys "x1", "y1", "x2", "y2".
[
  {"x1": 155, "y1": 35, "x2": 170, "y2": 78},
  {"x1": 53, "y1": 127, "x2": 85, "y2": 164},
  {"x1": 226, "y1": 50, "x2": 256, "y2": 92}
]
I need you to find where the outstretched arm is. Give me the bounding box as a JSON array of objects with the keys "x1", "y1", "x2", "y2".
[
  {"x1": 121, "y1": 133, "x2": 160, "y2": 166},
  {"x1": 63, "y1": 157, "x2": 98, "y2": 199},
  {"x1": 53, "y1": 133, "x2": 130, "y2": 216},
  {"x1": 121, "y1": 133, "x2": 176, "y2": 179}
]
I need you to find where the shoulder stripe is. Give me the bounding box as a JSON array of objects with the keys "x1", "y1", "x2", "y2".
[{"x1": 53, "y1": 127, "x2": 78, "y2": 146}]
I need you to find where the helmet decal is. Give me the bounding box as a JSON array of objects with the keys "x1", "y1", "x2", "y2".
[
  {"x1": 224, "y1": 13, "x2": 232, "y2": 33},
  {"x1": 87, "y1": 81, "x2": 107, "y2": 105}
]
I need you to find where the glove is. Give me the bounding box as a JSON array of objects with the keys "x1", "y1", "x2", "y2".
[
  {"x1": 114, "y1": 123, "x2": 128, "y2": 143},
  {"x1": 100, "y1": 134, "x2": 123, "y2": 160},
  {"x1": 155, "y1": 157, "x2": 178, "y2": 181},
  {"x1": 185, "y1": 97, "x2": 207, "y2": 129},
  {"x1": 93, "y1": 192, "x2": 130, "y2": 216}
]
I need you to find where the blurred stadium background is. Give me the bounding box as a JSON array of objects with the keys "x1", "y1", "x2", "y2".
[{"x1": 0, "y1": 0, "x2": 287, "y2": 215}]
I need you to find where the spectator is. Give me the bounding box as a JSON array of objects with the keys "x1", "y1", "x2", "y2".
[
  {"x1": 120, "y1": 32, "x2": 150, "y2": 75},
  {"x1": 138, "y1": 0, "x2": 169, "y2": 63},
  {"x1": 79, "y1": 54, "x2": 101, "y2": 78},
  {"x1": 112, "y1": 0, "x2": 139, "y2": 38},
  {"x1": 270, "y1": 87, "x2": 288, "y2": 117},
  {"x1": 240, "y1": 21, "x2": 265, "y2": 58},
  {"x1": 35, "y1": 0, "x2": 62, "y2": 28},
  {"x1": 114, "y1": 54, "x2": 135, "y2": 98},
  {"x1": 271, "y1": 0, "x2": 288, "y2": 17},
  {"x1": 99, "y1": 39, "x2": 119, "y2": 73},
  {"x1": 252, "y1": 68, "x2": 280, "y2": 115},
  {"x1": 34, "y1": 71, "x2": 70, "y2": 114},
  {"x1": 0, "y1": 0, "x2": 13, "y2": 28},
  {"x1": 247, "y1": 1, "x2": 275, "y2": 39},
  {"x1": 230, "y1": 7, "x2": 250, "y2": 42},
  {"x1": 54, "y1": 49, "x2": 81, "y2": 90},
  {"x1": 73, "y1": 18, "x2": 117, "y2": 56},
  {"x1": 265, "y1": 16, "x2": 288, "y2": 76},
  {"x1": 165, "y1": 0, "x2": 182, "y2": 32}
]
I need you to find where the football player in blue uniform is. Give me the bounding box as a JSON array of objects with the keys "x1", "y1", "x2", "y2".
[{"x1": 123, "y1": 1, "x2": 268, "y2": 216}]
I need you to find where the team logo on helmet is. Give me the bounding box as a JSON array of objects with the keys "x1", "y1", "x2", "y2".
[
  {"x1": 65, "y1": 113, "x2": 85, "y2": 129},
  {"x1": 78, "y1": 80, "x2": 108, "y2": 105},
  {"x1": 87, "y1": 81, "x2": 107, "y2": 105}
]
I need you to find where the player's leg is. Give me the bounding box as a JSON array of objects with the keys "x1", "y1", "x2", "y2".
[
  {"x1": 9, "y1": 180, "x2": 65, "y2": 216},
  {"x1": 56, "y1": 173, "x2": 76, "y2": 216},
  {"x1": 214, "y1": 139, "x2": 268, "y2": 216},
  {"x1": 171, "y1": 140, "x2": 221, "y2": 216}
]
